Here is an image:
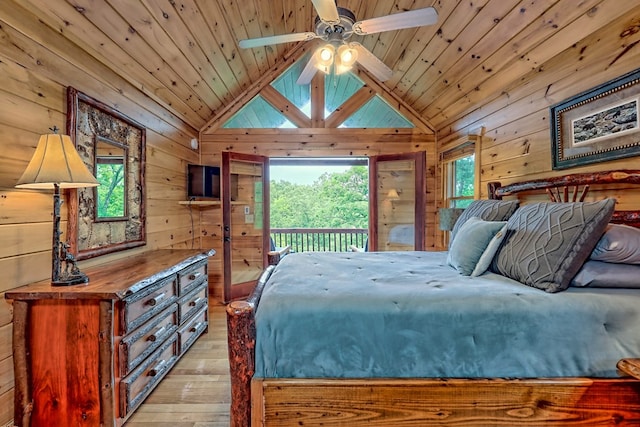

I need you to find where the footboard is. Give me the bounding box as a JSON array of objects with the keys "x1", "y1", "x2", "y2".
[{"x1": 226, "y1": 265, "x2": 275, "y2": 427}]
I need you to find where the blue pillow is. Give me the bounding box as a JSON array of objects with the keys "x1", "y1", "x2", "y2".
[
  {"x1": 590, "y1": 224, "x2": 640, "y2": 264},
  {"x1": 471, "y1": 224, "x2": 508, "y2": 277},
  {"x1": 447, "y1": 217, "x2": 507, "y2": 276},
  {"x1": 572, "y1": 260, "x2": 640, "y2": 288}
]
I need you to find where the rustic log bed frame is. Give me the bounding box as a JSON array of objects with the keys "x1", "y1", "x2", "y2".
[{"x1": 227, "y1": 170, "x2": 640, "y2": 426}]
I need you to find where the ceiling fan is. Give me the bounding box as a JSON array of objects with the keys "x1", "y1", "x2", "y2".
[{"x1": 238, "y1": 0, "x2": 438, "y2": 85}]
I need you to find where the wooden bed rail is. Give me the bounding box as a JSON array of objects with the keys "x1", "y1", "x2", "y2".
[
  {"x1": 488, "y1": 170, "x2": 640, "y2": 199},
  {"x1": 488, "y1": 170, "x2": 640, "y2": 227},
  {"x1": 226, "y1": 265, "x2": 275, "y2": 427}
]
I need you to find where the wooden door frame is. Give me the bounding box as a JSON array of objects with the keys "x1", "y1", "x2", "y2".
[
  {"x1": 369, "y1": 152, "x2": 426, "y2": 251},
  {"x1": 222, "y1": 151, "x2": 270, "y2": 303}
]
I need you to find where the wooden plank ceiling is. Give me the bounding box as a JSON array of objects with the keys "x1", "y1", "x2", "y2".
[{"x1": 10, "y1": 0, "x2": 638, "y2": 134}]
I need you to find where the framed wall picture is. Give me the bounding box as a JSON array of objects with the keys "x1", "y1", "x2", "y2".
[{"x1": 551, "y1": 68, "x2": 640, "y2": 170}]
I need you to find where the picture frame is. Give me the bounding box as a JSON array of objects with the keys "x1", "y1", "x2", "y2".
[
  {"x1": 66, "y1": 87, "x2": 147, "y2": 260},
  {"x1": 551, "y1": 68, "x2": 640, "y2": 170}
]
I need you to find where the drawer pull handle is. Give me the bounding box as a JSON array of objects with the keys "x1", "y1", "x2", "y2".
[
  {"x1": 148, "y1": 325, "x2": 167, "y2": 342},
  {"x1": 189, "y1": 322, "x2": 204, "y2": 333},
  {"x1": 189, "y1": 297, "x2": 204, "y2": 307},
  {"x1": 188, "y1": 272, "x2": 202, "y2": 281},
  {"x1": 147, "y1": 293, "x2": 166, "y2": 306},
  {"x1": 148, "y1": 359, "x2": 168, "y2": 377}
]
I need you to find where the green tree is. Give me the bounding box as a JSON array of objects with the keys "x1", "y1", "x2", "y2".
[
  {"x1": 270, "y1": 166, "x2": 368, "y2": 229},
  {"x1": 96, "y1": 163, "x2": 125, "y2": 217}
]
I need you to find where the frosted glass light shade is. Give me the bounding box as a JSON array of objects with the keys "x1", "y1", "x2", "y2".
[{"x1": 16, "y1": 133, "x2": 99, "y2": 189}]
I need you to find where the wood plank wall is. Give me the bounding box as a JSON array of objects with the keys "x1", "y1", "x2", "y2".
[
  {"x1": 0, "y1": 4, "x2": 200, "y2": 425},
  {"x1": 1, "y1": 1, "x2": 640, "y2": 426},
  {"x1": 436, "y1": 5, "x2": 640, "y2": 206}
]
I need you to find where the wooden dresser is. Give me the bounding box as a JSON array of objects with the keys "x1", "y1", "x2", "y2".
[{"x1": 5, "y1": 249, "x2": 214, "y2": 427}]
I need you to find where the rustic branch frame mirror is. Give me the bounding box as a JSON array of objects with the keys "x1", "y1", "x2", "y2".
[{"x1": 66, "y1": 87, "x2": 146, "y2": 260}]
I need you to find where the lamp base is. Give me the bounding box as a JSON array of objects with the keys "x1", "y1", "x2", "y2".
[{"x1": 52, "y1": 272, "x2": 89, "y2": 286}]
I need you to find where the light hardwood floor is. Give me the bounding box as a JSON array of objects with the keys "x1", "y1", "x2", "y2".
[{"x1": 125, "y1": 301, "x2": 231, "y2": 427}]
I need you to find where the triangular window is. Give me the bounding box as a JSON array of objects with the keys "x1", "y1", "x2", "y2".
[
  {"x1": 221, "y1": 55, "x2": 416, "y2": 129},
  {"x1": 223, "y1": 95, "x2": 295, "y2": 129},
  {"x1": 270, "y1": 59, "x2": 311, "y2": 118},
  {"x1": 324, "y1": 72, "x2": 365, "y2": 118},
  {"x1": 340, "y1": 95, "x2": 414, "y2": 128}
]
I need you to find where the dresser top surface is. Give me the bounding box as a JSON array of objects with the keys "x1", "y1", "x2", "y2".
[{"x1": 5, "y1": 249, "x2": 215, "y2": 301}]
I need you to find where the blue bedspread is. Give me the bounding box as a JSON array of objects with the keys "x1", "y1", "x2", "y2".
[{"x1": 254, "y1": 251, "x2": 640, "y2": 378}]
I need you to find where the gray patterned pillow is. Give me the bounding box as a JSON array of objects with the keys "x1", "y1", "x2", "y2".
[
  {"x1": 449, "y1": 199, "x2": 519, "y2": 248},
  {"x1": 491, "y1": 199, "x2": 616, "y2": 293}
]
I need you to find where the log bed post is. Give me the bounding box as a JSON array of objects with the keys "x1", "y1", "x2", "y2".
[
  {"x1": 226, "y1": 264, "x2": 275, "y2": 427},
  {"x1": 226, "y1": 301, "x2": 256, "y2": 427}
]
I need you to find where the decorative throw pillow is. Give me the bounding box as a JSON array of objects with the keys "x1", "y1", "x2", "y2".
[
  {"x1": 471, "y1": 224, "x2": 508, "y2": 277},
  {"x1": 490, "y1": 199, "x2": 616, "y2": 293},
  {"x1": 572, "y1": 260, "x2": 640, "y2": 288},
  {"x1": 590, "y1": 223, "x2": 640, "y2": 264},
  {"x1": 449, "y1": 199, "x2": 519, "y2": 248},
  {"x1": 447, "y1": 217, "x2": 507, "y2": 275}
]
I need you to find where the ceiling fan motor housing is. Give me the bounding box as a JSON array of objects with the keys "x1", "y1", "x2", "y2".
[{"x1": 315, "y1": 7, "x2": 356, "y2": 41}]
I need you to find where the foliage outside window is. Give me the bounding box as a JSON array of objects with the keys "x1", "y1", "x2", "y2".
[
  {"x1": 445, "y1": 154, "x2": 475, "y2": 208},
  {"x1": 270, "y1": 164, "x2": 369, "y2": 251},
  {"x1": 96, "y1": 158, "x2": 125, "y2": 218}
]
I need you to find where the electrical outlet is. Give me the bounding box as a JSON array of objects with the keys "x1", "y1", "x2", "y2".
[{"x1": 244, "y1": 206, "x2": 250, "y2": 215}]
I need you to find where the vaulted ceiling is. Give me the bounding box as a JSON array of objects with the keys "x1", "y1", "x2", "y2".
[{"x1": 12, "y1": 0, "x2": 639, "y2": 135}]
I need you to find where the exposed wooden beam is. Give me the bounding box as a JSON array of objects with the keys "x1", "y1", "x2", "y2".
[
  {"x1": 354, "y1": 67, "x2": 436, "y2": 134},
  {"x1": 324, "y1": 86, "x2": 375, "y2": 128},
  {"x1": 260, "y1": 85, "x2": 311, "y2": 128},
  {"x1": 200, "y1": 40, "x2": 319, "y2": 135}
]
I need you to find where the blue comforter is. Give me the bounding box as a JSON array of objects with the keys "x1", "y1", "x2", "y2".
[{"x1": 254, "y1": 251, "x2": 640, "y2": 378}]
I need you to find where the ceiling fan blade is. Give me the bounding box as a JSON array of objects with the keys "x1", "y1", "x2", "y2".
[
  {"x1": 351, "y1": 43, "x2": 393, "y2": 81},
  {"x1": 353, "y1": 7, "x2": 438, "y2": 35},
  {"x1": 239, "y1": 32, "x2": 317, "y2": 49},
  {"x1": 311, "y1": 0, "x2": 340, "y2": 24},
  {"x1": 296, "y1": 55, "x2": 319, "y2": 85}
]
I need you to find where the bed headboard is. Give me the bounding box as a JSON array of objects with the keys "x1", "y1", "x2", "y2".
[{"x1": 487, "y1": 170, "x2": 640, "y2": 228}]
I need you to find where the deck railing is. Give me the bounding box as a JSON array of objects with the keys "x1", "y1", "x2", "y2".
[{"x1": 271, "y1": 228, "x2": 368, "y2": 253}]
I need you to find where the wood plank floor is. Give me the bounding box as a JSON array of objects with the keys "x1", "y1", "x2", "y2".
[{"x1": 125, "y1": 301, "x2": 231, "y2": 426}]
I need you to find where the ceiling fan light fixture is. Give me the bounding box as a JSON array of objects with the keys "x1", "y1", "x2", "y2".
[
  {"x1": 337, "y1": 44, "x2": 358, "y2": 67},
  {"x1": 315, "y1": 44, "x2": 335, "y2": 74}
]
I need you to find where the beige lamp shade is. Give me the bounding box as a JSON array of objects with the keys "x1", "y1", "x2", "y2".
[
  {"x1": 387, "y1": 188, "x2": 400, "y2": 199},
  {"x1": 15, "y1": 133, "x2": 99, "y2": 189}
]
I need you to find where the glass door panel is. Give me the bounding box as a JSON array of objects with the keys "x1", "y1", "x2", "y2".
[
  {"x1": 369, "y1": 153, "x2": 425, "y2": 251},
  {"x1": 222, "y1": 152, "x2": 269, "y2": 302}
]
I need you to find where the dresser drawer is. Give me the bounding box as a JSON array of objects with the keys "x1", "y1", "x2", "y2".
[
  {"x1": 119, "y1": 304, "x2": 178, "y2": 376},
  {"x1": 120, "y1": 333, "x2": 179, "y2": 417},
  {"x1": 178, "y1": 283, "x2": 208, "y2": 324},
  {"x1": 178, "y1": 305, "x2": 208, "y2": 354},
  {"x1": 178, "y1": 260, "x2": 207, "y2": 295},
  {"x1": 122, "y1": 276, "x2": 178, "y2": 334}
]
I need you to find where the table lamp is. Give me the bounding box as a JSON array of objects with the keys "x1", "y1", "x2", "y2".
[{"x1": 15, "y1": 127, "x2": 99, "y2": 286}]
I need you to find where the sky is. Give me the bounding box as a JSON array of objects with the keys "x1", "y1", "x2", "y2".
[{"x1": 269, "y1": 165, "x2": 350, "y2": 185}]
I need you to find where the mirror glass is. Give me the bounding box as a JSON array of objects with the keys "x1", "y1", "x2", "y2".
[{"x1": 95, "y1": 137, "x2": 127, "y2": 220}]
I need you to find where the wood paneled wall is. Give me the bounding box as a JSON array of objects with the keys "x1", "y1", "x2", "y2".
[
  {"x1": 0, "y1": 4, "x2": 199, "y2": 425},
  {"x1": 436, "y1": 5, "x2": 640, "y2": 202}
]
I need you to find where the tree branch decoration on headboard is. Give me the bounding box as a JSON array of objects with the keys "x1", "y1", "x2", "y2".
[{"x1": 66, "y1": 87, "x2": 146, "y2": 260}]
